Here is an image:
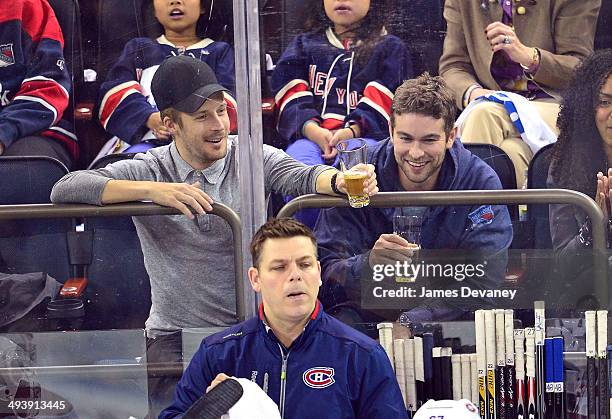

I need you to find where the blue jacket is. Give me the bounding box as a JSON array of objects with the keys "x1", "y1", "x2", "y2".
[
  {"x1": 0, "y1": 0, "x2": 76, "y2": 158},
  {"x1": 160, "y1": 301, "x2": 408, "y2": 419},
  {"x1": 314, "y1": 138, "x2": 513, "y2": 314},
  {"x1": 271, "y1": 28, "x2": 412, "y2": 142}
]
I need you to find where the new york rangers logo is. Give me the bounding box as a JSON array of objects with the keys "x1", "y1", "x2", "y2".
[
  {"x1": 302, "y1": 367, "x2": 335, "y2": 389},
  {"x1": 468, "y1": 205, "x2": 494, "y2": 227},
  {"x1": 0, "y1": 44, "x2": 15, "y2": 67}
]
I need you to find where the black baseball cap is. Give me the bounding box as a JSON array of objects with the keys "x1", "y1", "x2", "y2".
[{"x1": 151, "y1": 55, "x2": 228, "y2": 113}]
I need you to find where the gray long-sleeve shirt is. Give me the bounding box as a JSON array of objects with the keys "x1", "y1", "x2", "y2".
[{"x1": 51, "y1": 137, "x2": 329, "y2": 335}]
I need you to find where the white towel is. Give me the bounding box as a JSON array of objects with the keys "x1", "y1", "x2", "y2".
[
  {"x1": 221, "y1": 378, "x2": 281, "y2": 419},
  {"x1": 456, "y1": 91, "x2": 557, "y2": 154}
]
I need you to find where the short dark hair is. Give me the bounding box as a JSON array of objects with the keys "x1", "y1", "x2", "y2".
[
  {"x1": 390, "y1": 72, "x2": 456, "y2": 135},
  {"x1": 160, "y1": 107, "x2": 183, "y2": 128},
  {"x1": 250, "y1": 218, "x2": 318, "y2": 268}
]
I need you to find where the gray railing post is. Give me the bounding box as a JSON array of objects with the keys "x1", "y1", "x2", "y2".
[
  {"x1": 0, "y1": 202, "x2": 245, "y2": 321},
  {"x1": 277, "y1": 189, "x2": 608, "y2": 308}
]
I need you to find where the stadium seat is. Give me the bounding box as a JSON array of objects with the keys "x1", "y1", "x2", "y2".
[
  {"x1": 526, "y1": 143, "x2": 555, "y2": 249},
  {"x1": 83, "y1": 153, "x2": 151, "y2": 329},
  {"x1": 83, "y1": 214, "x2": 151, "y2": 330},
  {"x1": 88, "y1": 152, "x2": 139, "y2": 170},
  {"x1": 464, "y1": 143, "x2": 517, "y2": 190},
  {"x1": 463, "y1": 143, "x2": 519, "y2": 222},
  {"x1": 0, "y1": 157, "x2": 72, "y2": 282}
]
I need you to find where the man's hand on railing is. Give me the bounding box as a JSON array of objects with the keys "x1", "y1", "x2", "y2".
[
  {"x1": 146, "y1": 181, "x2": 214, "y2": 219},
  {"x1": 101, "y1": 179, "x2": 214, "y2": 219}
]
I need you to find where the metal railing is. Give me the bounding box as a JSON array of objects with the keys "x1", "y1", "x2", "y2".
[
  {"x1": 278, "y1": 189, "x2": 609, "y2": 307},
  {"x1": 0, "y1": 202, "x2": 246, "y2": 321}
]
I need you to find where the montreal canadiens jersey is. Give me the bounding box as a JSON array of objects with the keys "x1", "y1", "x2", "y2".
[
  {"x1": 98, "y1": 35, "x2": 237, "y2": 144},
  {"x1": 0, "y1": 0, "x2": 76, "y2": 158},
  {"x1": 272, "y1": 28, "x2": 412, "y2": 142}
]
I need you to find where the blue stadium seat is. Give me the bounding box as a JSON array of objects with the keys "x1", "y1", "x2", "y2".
[
  {"x1": 88, "y1": 152, "x2": 138, "y2": 170},
  {"x1": 463, "y1": 143, "x2": 517, "y2": 190},
  {"x1": 464, "y1": 143, "x2": 519, "y2": 219},
  {"x1": 83, "y1": 153, "x2": 151, "y2": 329},
  {"x1": 0, "y1": 157, "x2": 72, "y2": 282},
  {"x1": 48, "y1": 0, "x2": 84, "y2": 87},
  {"x1": 84, "y1": 215, "x2": 151, "y2": 330},
  {"x1": 526, "y1": 143, "x2": 554, "y2": 249}
]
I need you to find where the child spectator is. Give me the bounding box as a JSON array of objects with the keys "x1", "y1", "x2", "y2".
[
  {"x1": 0, "y1": 0, "x2": 76, "y2": 169},
  {"x1": 271, "y1": 0, "x2": 413, "y2": 165},
  {"x1": 97, "y1": 0, "x2": 236, "y2": 156}
]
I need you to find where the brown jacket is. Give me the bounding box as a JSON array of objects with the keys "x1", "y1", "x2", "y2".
[{"x1": 439, "y1": 0, "x2": 601, "y2": 109}]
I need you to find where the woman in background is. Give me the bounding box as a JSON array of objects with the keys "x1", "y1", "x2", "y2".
[{"x1": 548, "y1": 49, "x2": 612, "y2": 306}]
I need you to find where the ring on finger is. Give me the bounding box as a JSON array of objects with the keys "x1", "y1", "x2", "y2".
[{"x1": 503, "y1": 35, "x2": 512, "y2": 45}]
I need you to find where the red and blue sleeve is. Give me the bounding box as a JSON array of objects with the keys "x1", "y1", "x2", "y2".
[
  {"x1": 0, "y1": 0, "x2": 70, "y2": 148},
  {"x1": 271, "y1": 35, "x2": 321, "y2": 142},
  {"x1": 98, "y1": 38, "x2": 160, "y2": 143}
]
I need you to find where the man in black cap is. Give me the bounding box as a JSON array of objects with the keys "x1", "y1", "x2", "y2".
[{"x1": 50, "y1": 56, "x2": 378, "y2": 418}]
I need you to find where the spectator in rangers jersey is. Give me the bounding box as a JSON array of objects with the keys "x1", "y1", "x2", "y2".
[
  {"x1": 271, "y1": 0, "x2": 413, "y2": 166},
  {"x1": 0, "y1": 0, "x2": 76, "y2": 169},
  {"x1": 160, "y1": 218, "x2": 407, "y2": 419},
  {"x1": 97, "y1": 0, "x2": 236, "y2": 157}
]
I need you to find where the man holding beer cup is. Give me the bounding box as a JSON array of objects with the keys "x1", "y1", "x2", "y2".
[
  {"x1": 50, "y1": 56, "x2": 379, "y2": 418},
  {"x1": 314, "y1": 73, "x2": 513, "y2": 323}
]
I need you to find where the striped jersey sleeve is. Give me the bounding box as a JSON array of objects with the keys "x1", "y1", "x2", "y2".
[{"x1": 0, "y1": 0, "x2": 72, "y2": 151}]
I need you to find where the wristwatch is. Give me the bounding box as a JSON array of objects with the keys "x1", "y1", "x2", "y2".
[{"x1": 330, "y1": 171, "x2": 343, "y2": 195}]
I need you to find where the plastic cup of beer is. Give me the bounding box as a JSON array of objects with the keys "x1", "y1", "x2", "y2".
[
  {"x1": 393, "y1": 215, "x2": 422, "y2": 282},
  {"x1": 336, "y1": 138, "x2": 369, "y2": 208}
]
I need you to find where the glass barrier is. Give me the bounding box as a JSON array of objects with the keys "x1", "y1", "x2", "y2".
[
  {"x1": 0, "y1": 203, "x2": 241, "y2": 418},
  {"x1": 277, "y1": 190, "x2": 610, "y2": 416},
  {"x1": 1, "y1": 0, "x2": 610, "y2": 417},
  {"x1": 278, "y1": 190, "x2": 609, "y2": 314}
]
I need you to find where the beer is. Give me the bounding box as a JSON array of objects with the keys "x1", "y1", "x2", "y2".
[
  {"x1": 336, "y1": 138, "x2": 370, "y2": 208},
  {"x1": 393, "y1": 214, "x2": 422, "y2": 282},
  {"x1": 395, "y1": 243, "x2": 421, "y2": 283},
  {"x1": 344, "y1": 170, "x2": 369, "y2": 208}
]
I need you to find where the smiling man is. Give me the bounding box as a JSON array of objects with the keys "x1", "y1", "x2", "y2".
[
  {"x1": 160, "y1": 218, "x2": 407, "y2": 419},
  {"x1": 314, "y1": 73, "x2": 513, "y2": 323},
  {"x1": 50, "y1": 56, "x2": 378, "y2": 418}
]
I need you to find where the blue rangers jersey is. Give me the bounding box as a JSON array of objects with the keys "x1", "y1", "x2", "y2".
[
  {"x1": 0, "y1": 0, "x2": 76, "y2": 158},
  {"x1": 98, "y1": 36, "x2": 237, "y2": 144},
  {"x1": 272, "y1": 28, "x2": 412, "y2": 142}
]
